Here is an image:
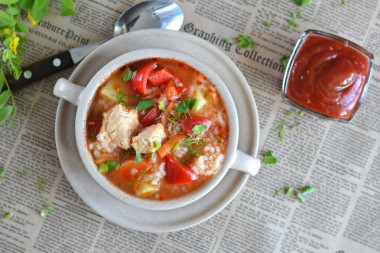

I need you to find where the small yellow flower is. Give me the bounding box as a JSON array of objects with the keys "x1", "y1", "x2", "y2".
[
  {"x1": 9, "y1": 36, "x2": 20, "y2": 55},
  {"x1": 3, "y1": 28, "x2": 11, "y2": 35},
  {"x1": 28, "y1": 9, "x2": 38, "y2": 26}
]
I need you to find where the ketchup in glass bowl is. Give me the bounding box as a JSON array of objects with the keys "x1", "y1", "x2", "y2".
[{"x1": 282, "y1": 30, "x2": 374, "y2": 122}]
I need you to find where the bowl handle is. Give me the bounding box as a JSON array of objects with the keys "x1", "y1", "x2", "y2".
[
  {"x1": 53, "y1": 78, "x2": 84, "y2": 106},
  {"x1": 230, "y1": 149, "x2": 261, "y2": 176}
]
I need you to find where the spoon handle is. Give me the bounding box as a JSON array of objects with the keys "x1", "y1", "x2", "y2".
[{"x1": 6, "y1": 51, "x2": 75, "y2": 92}]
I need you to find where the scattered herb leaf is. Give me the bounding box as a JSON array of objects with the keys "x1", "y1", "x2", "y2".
[
  {"x1": 18, "y1": 171, "x2": 27, "y2": 177},
  {"x1": 175, "y1": 98, "x2": 198, "y2": 114},
  {"x1": 38, "y1": 178, "x2": 46, "y2": 194},
  {"x1": 98, "y1": 163, "x2": 108, "y2": 173},
  {"x1": 117, "y1": 95, "x2": 127, "y2": 106},
  {"x1": 263, "y1": 21, "x2": 272, "y2": 27},
  {"x1": 291, "y1": 0, "x2": 312, "y2": 7},
  {"x1": 297, "y1": 193, "x2": 305, "y2": 203},
  {"x1": 237, "y1": 35, "x2": 256, "y2": 49},
  {"x1": 341, "y1": 0, "x2": 345, "y2": 4},
  {"x1": 263, "y1": 150, "x2": 278, "y2": 164},
  {"x1": 274, "y1": 188, "x2": 281, "y2": 197},
  {"x1": 286, "y1": 111, "x2": 295, "y2": 117},
  {"x1": 135, "y1": 100, "x2": 154, "y2": 111},
  {"x1": 285, "y1": 187, "x2": 294, "y2": 196},
  {"x1": 205, "y1": 95, "x2": 212, "y2": 102},
  {"x1": 42, "y1": 205, "x2": 54, "y2": 211},
  {"x1": 280, "y1": 55, "x2": 289, "y2": 69},
  {"x1": 134, "y1": 149, "x2": 142, "y2": 164},
  {"x1": 290, "y1": 123, "x2": 301, "y2": 131},
  {"x1": 299, "y1": 186, "x2": 315, "y2": 195},
  {"x1": 276, "y1": 119, "x2": 286, "y2": 141},
  {"x1": 192, "y1": 125, "x2": 207, "y2": 136},
  {"x1": 223, "y1": 39, "x2": 229, "y2": 43},
  {"x1": 158, "y1": 101, "x2": 165, "y2": 111},
  {"x1": 40, "y1": 209, "x2": 47, "y2": 219},
  {"x1": 172, "y1": 141, "x2": 179, "y2": 152},
  {"x1": 299, "y1": 110, "x2": 304, "y2": 116},
  {"x1": 4, "y1": 212, "x2": 12, "y2": 220},
  {"x1": 215, "y1": 135, "x2": 224, "y2": 141},
  {"x1": 0, "y1": 166, "x2": 5, "y2": 184},
  {"x1": 288, "y1": 19, "x2": 299, "y2": 28},
  {"x1": 121, "y1": 68, "x2": 135, "y2": 81}
]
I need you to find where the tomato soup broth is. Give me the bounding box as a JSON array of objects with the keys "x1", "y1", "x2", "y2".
[{"x1": 86, "y1": 58, "x2": 229, "y2": 200}]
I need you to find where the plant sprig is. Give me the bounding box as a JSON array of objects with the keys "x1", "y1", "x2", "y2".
[{"x1": 0, "y1": 0, "x2": 76, "y2": 129}]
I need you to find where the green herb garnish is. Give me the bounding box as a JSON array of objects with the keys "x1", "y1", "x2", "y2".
[
  {"x1": 98, "y1": 160, "x2": 119, "y2": 173},
  {"x1": 18, "y1": 171, "x2": 27, "y2": 177},
  {"x1": 175, "y1": 98, "x2": 198, "y2": 114},
  {"x1": 263, "y1": 21, "x2": 272, "y2": 27},
  {"x1": 290, "y1": 123, "x2": 301, "y2": 131},
  {"x1": 274, "y1": 188, "x2": 281, "y2": 197},
  {"x1": 288, "y1": 19, "x2": 299, "y2": 28},
  {"x1": 205, "y1": 95, "x2": 212, "y2": 102},
  {"x1": 192, "y1": 125, "x2": 207, "y2": 135},
  {"x1": 42, "y1": 205, "x2": 54, "y2": 211},
  {"x1": 117, "y1": 95, "x2": 127, "y2": 106},
  {"x1": 237, "y1": 35, "x2": 256, "y2": 49},
  {"x1": 172, "y1": 141, "x2": 179, "y2": 152},
  {"x1": 40, "y1": 209, "x2": 47, "y2": 219},
  {"x1": 38, "y1": 178, "x2": 46, "y2": 194},
  {"x1": 121, "y1": 68, "x2": 134, "y2": 81},
  {"x1": 168, "y1": 122, "x2": 172, "y2": 131},
  {"x1": 297, "y1": 193, "x2": 305, "y2": 203},
  {"x1": 223, "y1": 39, "x2": 229, "y2": 43},
  {"x1": 158, "y1": 101, "x2": 165, "y2": 111},
  {"x1": 276, "y1": 119, "x2": 286, "y2": 141},
  {"x1": 285, "y1": 187, "x2": 294, "y2": 196},
  {"x1": 0, "y1": 166, "x2": 5, "y2": 184},
  {"x1": 263, "y1": 150, "x2": 277, "y2": 164},
  {"x1": 215, "y1": 135, "x2": 224, "y2": 141},
  {"x1": 341, "y1": 0, "x2": 345, "y2": 4},
  {"x1": 291, "y1": 0, "x2": 311, "y2": 7},
  {"x1": 135, "y1": 100, "x2": 154, "y2": 111},
  {"x1": 299, "y1": 110, "x2": 304, "y2": 116},
  {"x1": 280, "y1": 55, "x2": 289, "y2": 69},
  {"x1": 182, "y1": 125, "x2": 208, "y2": 157},
  {"x1": 286, "y1": 111, "x2": 295, "y2": 117},
  {"x1": 4, "y1": 212, "x2": 12, "y2": 220},
  {"x1": 299, "y1": 186, "x2": 315, "y2": 195},
  {"x1": 134, "y1": 150, "x2": 142, "y2": 164}
]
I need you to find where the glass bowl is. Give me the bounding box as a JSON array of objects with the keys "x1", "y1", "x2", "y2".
[{"x1": 282, "y1": 29, "x2": 374, "y2": 123}]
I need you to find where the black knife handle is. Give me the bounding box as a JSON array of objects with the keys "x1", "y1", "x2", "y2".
[{"x1": 4, "y1": 51, "x2": 74, "y2": 92}]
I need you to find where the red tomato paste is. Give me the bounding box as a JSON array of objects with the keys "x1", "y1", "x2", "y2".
[{"x1": 286, "y1": 34, "x2": 371, "y2": 119}]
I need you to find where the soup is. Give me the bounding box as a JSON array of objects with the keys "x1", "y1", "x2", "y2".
[{"x1": 86, "y1": 58, "x2": 229, "y2": 200}]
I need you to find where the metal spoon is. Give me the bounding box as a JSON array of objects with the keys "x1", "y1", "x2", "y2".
[{"x1": 7, "y1": 0, "x2": 184, "y2": 91}]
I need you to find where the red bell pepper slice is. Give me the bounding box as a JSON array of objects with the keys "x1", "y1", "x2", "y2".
[
  {"x1": 165, "y1": 155, "x2": 198, "y2": 184},
  {"x1": 131, "y1": 62, "x2": 157, "y2": 95},
  {"x1": 140, "y1": 104, "x2": 161, "y2": 126},
  {"x1": 180, "y1": 115, "x2": 212, "y2": 135},
  {"x1": 148, "y1": 69, "x2": 174, "y2": 86}
]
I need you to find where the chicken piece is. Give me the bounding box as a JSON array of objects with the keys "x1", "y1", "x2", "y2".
[
  {"x1": 132, "y1": 123, "x2": 166, "y2": 153},
  {"x1": 102, "y1": 104, "x2": 139, "y2": 150}
]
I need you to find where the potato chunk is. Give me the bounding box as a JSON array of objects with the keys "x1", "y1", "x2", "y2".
[
  {"x1": 102, "y1": 104, "x2": 139, "y2": 150},
  {"x1": 132, "y1": 123, "x2": 166, "y2": 153}
]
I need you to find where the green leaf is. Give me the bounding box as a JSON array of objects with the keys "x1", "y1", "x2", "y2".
[
  {"x1": 299, "y1": 110, "x2": 304, "y2": 116},
  {"x1": 0, "y1": 105, "x2": 13, "y2": 124},
  {"x1": 38, "y1": 177, "x2": 46, "y2": 193},
  {"x1": 0, "y1": 10, "x2": 16, "y2": 26},
  {"x1": 121, "y1": 67, "x2": 133, "y2": 81},
  {"x1": 299, "y1": 186, "x2": 315, "y2": 195},
  {"x1": 192, "y1": 124, "x2": 207, "y2": 136},
  {"x1": 292, "y1": 0, "x2": 311, "y2": 7},
  {"x1": 0, "y1": 74, "x2": 4, "y2": 92},
  {"x1": 134, "y1": 150, "x2": 142, "y2": 164},
  {"x1": 16, "y1": 21, "x2": 29, "y2": 33},
  {"x1": 18, "y1": 171, "x2": 27, "y2": 177},
  {"x1": 263, "y1": 150, "x2": 277, "y2": 164},
  {"x1": 61, "y1": 0, "x2": 76, "y2": 16},
  {"x1": 153, "y1": 141, "x2": 161, "y2": 150},
  {"x1": 0, "y1": 90, "x2": 11, "y2": 109},
  {"x1": 35, "y1": 0, "x2": 47, "y2": 10},
  {"x1": 0, "y1": 0, "x2": 19, "y2": 4},
  {"x1": 0, "y1": 166, "x2": 5, "y2": 178},
  {"x1": 288, "y1": 19, "x2": 299, "y2": 28},
  {"x1": 286, "y1": 111, "x2": 295, "y2": 117},
  {"x1": 135, "y1": 100, "x2": 154, "y2": 111},
  {"x1": 6, "y1": 7, "x2": 19, "y2": 16},
  {"x1": 263, "y1": 21, "x2": 272, "y2": 27},
  {"x1": 19, "y1": 0, "x2": 34, "y2": 9},
  {"x1": 297, "y1": 193, "x2": 305, "y2": 203},
  {"x1": 274, "y1": 188, "x2": 281, "y2": 197},
  {"x1": 237, "y1": 35, "x2": 256, "y2": 49},
  {"x1": 32, "y1": 0, "x2": 49, "y2": 21},
  {"x1": 42, "y1": 205, "x2": 54, "y2": 211},
  {"x1": 276, "y1": 119, "x2": 286, "y2": 141},
  {"x1": 105, "y1": 160, "x2": 118, "y2": 173},
  {"x1": 175, "y1": 98, "x2": 198, "y2": 113},
  {"x1": 285, "y1": 187, "x2": 294, "y2": 196},
  {"x1": 290, "y1": 123, "x2": 301, "y2": 131},
  {"x1": 97, "y1": 163, "x2": 108, "y2": 173},
  {"x1": 117, "y1": 95, "x2": 126, "y2": 106},
  {"x1": 215, "y1": 135, "x2": 223, "y2": 141},
  {"x1": 4, "y1": 212, "x2": 12, "y2": 220},
  {"x1": 158, "y1": 101, "x2": 165, "y2": 111},
  {"x1": 40, "y1": 209, "x2": 46, "y2": 219},
  {"x1": 172, "y1": 141, "x2": 179, "y2": 152}
]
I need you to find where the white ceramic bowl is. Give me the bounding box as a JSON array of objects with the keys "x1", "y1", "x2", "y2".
[{"x1": 54, "y1": 48, "x2": 260, "y2": 210}]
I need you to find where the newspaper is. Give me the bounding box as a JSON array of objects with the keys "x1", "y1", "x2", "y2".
[{"x1": 1, "y1": 0, "x2": 380, "y2": 252}]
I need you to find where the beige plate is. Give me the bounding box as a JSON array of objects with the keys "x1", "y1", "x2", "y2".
[{"x1": 55, "y1": 29, "x2": 259, "y2": 233}]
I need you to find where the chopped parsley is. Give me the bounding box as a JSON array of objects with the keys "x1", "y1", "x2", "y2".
[
  {"x1": 280, "y1": 55, "x2": 289, "y2": 69},
  {"x1": 134, "y1": 149, "x2": 142, "y2": 164},
  {"x1": 121, "y1": 67, "x2": 136, "y2": 81},
  {"x1": 172, "y1": 141, "x2": 179, "y2": 152},
  {"x1": 223, "y1": 39, "x2": 229, "y2": 43},
  {"x1": 135, "y1": 100, "x2": 154, "y2": 111},
  {"x1": 341, "y1": 0, "x2": 345, "y2": 4},
  {"x1": 291, "y1": 0, "x2": 312, "y2": 7},
  {"x1": 237, "y1": 35, "x2": 256, "y2": 49},
  {"x1": 276, "y1": 119, "x2": 286, "y2": 141},
  {"x1": 38, "y1": 177, "x2": 46, "y2": 194},
  {"x1": 299, "y1": 110, "x2": 304, "y2": 116},
  {"x1": 4, "y1": 212, "x2": 12, "y2": 220},
  {"x1": 18, "y1": 171, "x2": 27, "y2": 177},
  {"x1": 274, "y1": 185, "x2": 316, "y2": 203},
  {"x1": 40, "y1": 209, "x2": 47, "y2": 219},
  {"x1": 290, "y1": 123, "x2": 301, "y2": 131},
  {"x1": 215, "y1": 135, "x2": 224, "y2": 141},
  {"x1": 263, "y1": 150, "x2": 278, "y2": 164},
  {"x1": 263, "y1": 21, "x2": 272, "y2": 27},
  {"x1": 98, "y1": 160, "x2": 119, "y2": 174},
  {"x1": 158, "y1": 101, "x2": 165, "y2": 111},
  {"x1": 117, "y1": 89, "x2": 127, "y2": 106},
  {"x1": 192, "y1": 124, "x2": 207, "y2": 135},
  {"x1": 175, "y1": 98, "x2": 198, "y2": 114},
  {"x1": 274, "y1": 188, "x2": 281, "y2": 197},
  {"x1": 288, "y1": 19, "x2": 299, "y2": 28},
  {"x1": 42, "y1": 205, "x2": 54, "y2": 211},
  {"x1": 286, "y1": 111, "x2": 295, "y2": 117},
  {"x1": 182, "y1": 125, "x2": 208, "y2": 157},
  {"x1": 0, "y1": 166, "x2": 5, "y2": 184}
]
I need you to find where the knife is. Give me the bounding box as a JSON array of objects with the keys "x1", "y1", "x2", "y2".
[{"x1": 5, "y1": 38, "x2": 109, "y2": 92}]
